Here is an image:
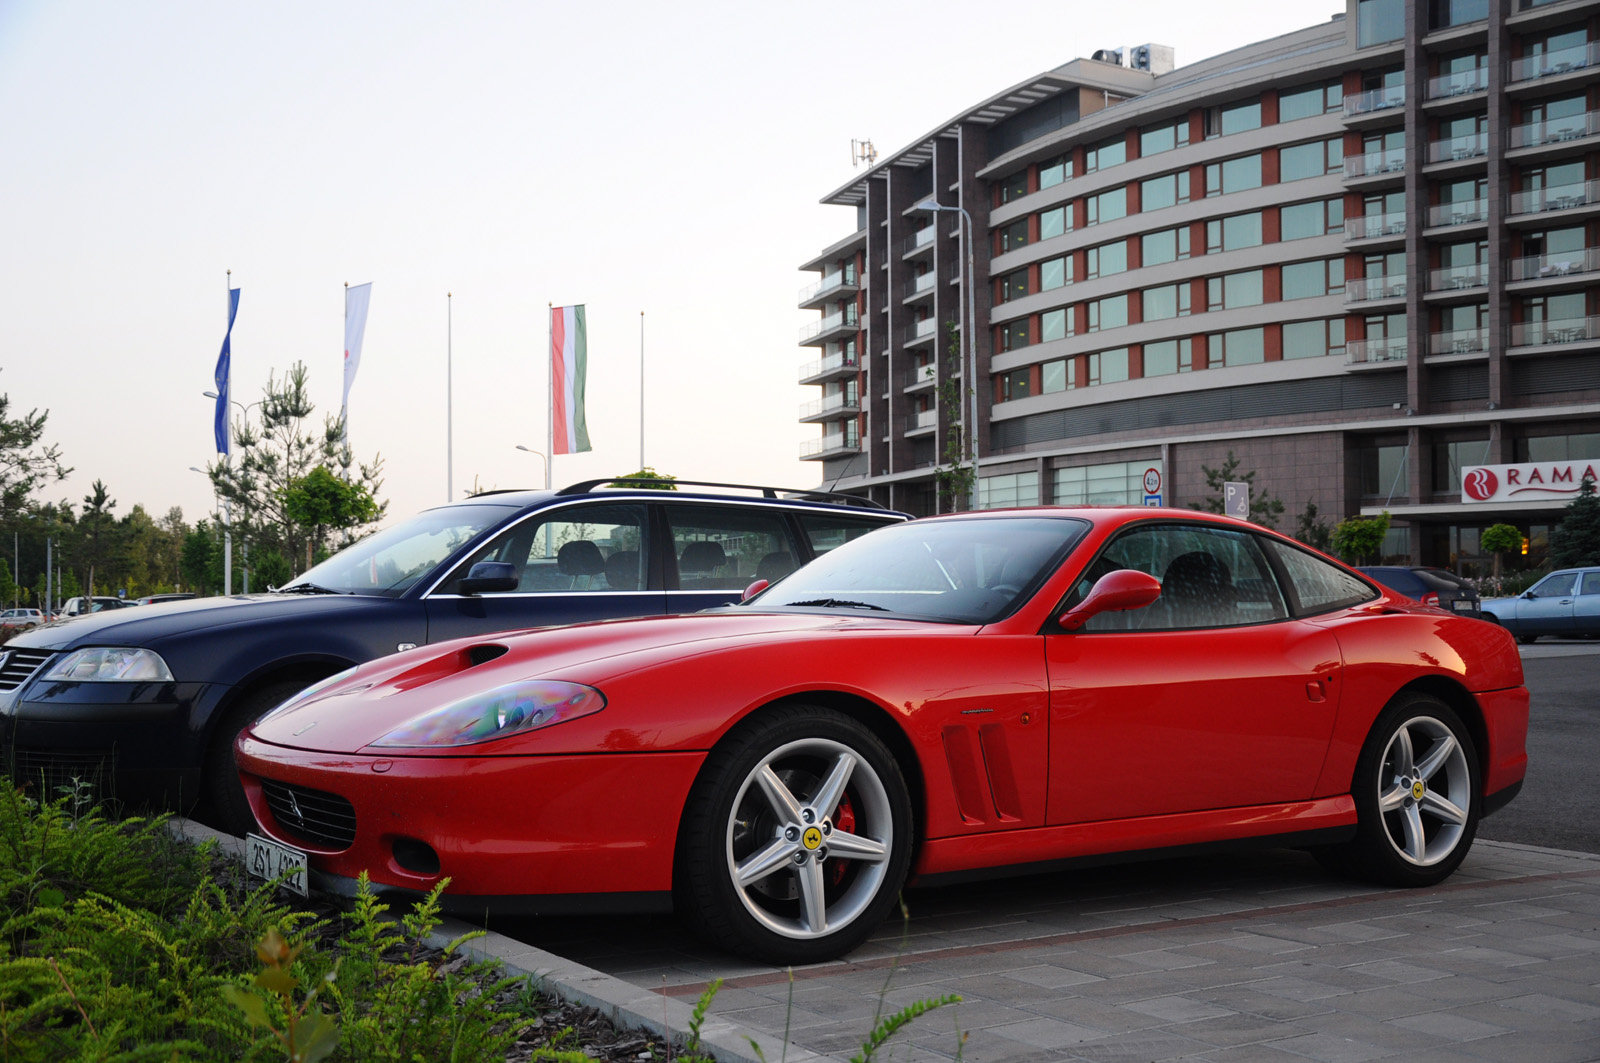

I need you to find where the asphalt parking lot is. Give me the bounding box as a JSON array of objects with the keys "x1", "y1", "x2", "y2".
[{"x1": 445, "y1": 639, "x2": 1600, "y2": 1063}]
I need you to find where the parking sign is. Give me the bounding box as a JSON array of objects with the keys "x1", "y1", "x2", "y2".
[{"x1": 1224, "y1": 481, "x2": 1250, "y2": 519}]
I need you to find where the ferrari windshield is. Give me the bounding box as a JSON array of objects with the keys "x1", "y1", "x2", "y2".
[
  {"x1": 277, "y1": 503, "x2": 520, "y2": 597},
  {"x1": 754, "y1": 516, "x2": 1089, "y2": 623}
]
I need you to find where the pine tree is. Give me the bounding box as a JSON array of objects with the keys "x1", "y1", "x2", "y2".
[{"x1": 1550, "y1": 475, "x2": 1600, "y2": 568}]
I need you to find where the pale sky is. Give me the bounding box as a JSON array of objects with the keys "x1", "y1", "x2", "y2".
[{"x1": 0, "y1": 0, "x2": 1341, "y2": 530}]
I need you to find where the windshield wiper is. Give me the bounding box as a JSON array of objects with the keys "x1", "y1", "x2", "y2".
[
  {"x1": 273, "y1": 583, "x2": 344, "y2": 595},
  {"x1": 784, "y1": 598, "x2": 890, "y2": 611}
]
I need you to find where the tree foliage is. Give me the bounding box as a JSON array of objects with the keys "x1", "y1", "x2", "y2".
[
  {"x1": 1192, "y1": 451, "x2": 1285, "y2": 528},
  {"x1": 612, "y1": 467, "x2": 677, "y2": 490},
  {"x1": 282, "y1": 466, "x2": 381, "y2": 570},
  {"x1": 1480, "y1": 522, "x2": 1524, "y2": 578},
  {"x1": 1294, "y1": 499, "x2": 1333, "y2": 552},
  {"x1": 1330, "y1": 511, "x2": 1392, "y2": 565},
  {"x1": 1550, "y1": 475, "x2": 1600, "y2": 568},
  {"x1": 0, "y1": 383, "x2": 71, "y2": 526},
  {"x1": 934, "y1": 324, "x2": 975, "y2": 512}
]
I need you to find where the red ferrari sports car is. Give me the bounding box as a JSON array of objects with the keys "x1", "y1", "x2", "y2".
[{"x1": 236, "y1": 508, "x2": 1528, "y2": 963}]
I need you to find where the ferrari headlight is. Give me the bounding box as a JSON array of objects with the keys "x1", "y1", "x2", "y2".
[
  {"x1": 41, "y1": 647, "x2": 174, "y2": 682},
  {"x1": 370, "y1": 680, "x2": 605, "y2": 749}
]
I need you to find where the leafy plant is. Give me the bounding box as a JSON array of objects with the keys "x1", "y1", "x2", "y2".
[
  {"x1": 1294, "y1": 499, "x2": 1333, "y2": 552},
  {"x1": 934, "y1": 324, "x2": 975, "y2": 512},
  {"x1": 221, "y1": 928, "x2": 340, "y2": 1063},
  {"x1": 1480, "y1": 522, "x2": 1523, "y2": 578},
  {"x1": 1330, "y1": 511, "x2": 1392, "y2": 565}
]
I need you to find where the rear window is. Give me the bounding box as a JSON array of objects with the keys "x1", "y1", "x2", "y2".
[{"x1": 1271, "y1": 543, "x2": 1377, "y2": 615}]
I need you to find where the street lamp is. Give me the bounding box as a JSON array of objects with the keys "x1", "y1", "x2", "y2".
[
  {"x1": 913, "y1": 197, "x2": 982, "y2": 510},
  {"x1": 515, "y1": 445, "x2": 550, "y2": 490}
]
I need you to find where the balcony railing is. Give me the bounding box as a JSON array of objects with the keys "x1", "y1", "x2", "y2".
[
  {"x1": 1345, "y1": 147, "x2": 1407, "y2": 178},
  {"x1": 1429, "y1": 327, "x2": 1488, "y2": 356},
  {"x1": 1509, "y1": 180, "x2": 1600, "y2": 215},
  {"x1": 904, "y1": 362, "x2": 937, "y2": 388},
  {"x1": 911, "y1": 271, "x2": 937, "y2": 294},
  {"x1": 797, "y1": 306, "x2": 860, "y2": 343},
  {"x1": 1346, "y1": 212, "x2": 1407, "y2": 240},
  {"x1": 797, "y1": 264, "x2": 858, "y2": 303},
  {"x1": 1427, "y1": 68, "x2": 1489, "y2": 99},
  {"x1": 1509, "y1": 41, "x2": 1600, "y2": 83},
  {"x1": 1429, "y1": 262, "x2": 1489, "y2": 291},
  {"x1": 1346, "y1": 275, "x2": 1409, "y2": 301},
  {"x1": 902, "y1": 225, "x2": 936, "y2": 255},
  {"x1": 1347, "y1": 338, "x2": 1409, "y2": 365},
  {"x1": 907, "y1": 318, "x2": 939, "y2": 343},
  {"x1": 1428, "y1": 199, "x2": 1488, "y2": 227},
  {"x1": 1510, "y1": 315, "x2": 1600, "y2": 347},
  {"x1": 799, "y1": 432, "x2": 860, "y2": 458},
  {"x1": 1428, "y1": 132, "x2": 1489, "y2": 163},
  {"x1": 797, "y1": 350, "x2": 860, "y2": 382},
  {"x1": 907, "y1": 408, "x2": 938, "y2": 431},
  {"x1": 1510, "y1": 246, "x2": 1600, "y2": 281},
  {"x1": 799, "y1": 392, "x2": 859, "y2": 419},
  {"x1": 1344, "y1": 84, "x2": 1406, "y2": 117},
  {"x1": 1509, "y1": 110, "x2": 1600, "y2": 149}
]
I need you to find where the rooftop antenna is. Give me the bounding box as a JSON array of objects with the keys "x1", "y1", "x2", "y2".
[{"x1": 850, "y1": 138, "x2": 878, "y2": 168}]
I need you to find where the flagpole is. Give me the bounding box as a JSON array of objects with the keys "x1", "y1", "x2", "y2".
[
  {"x1": 341, "y1": 282, "x2": 349, "y2": 458},
  {"x1": 546, "y1": 302, "x2": 554, "y2": 490},
  {"x1": 223, "y1": 269, "x2": 233, "y2": 596},
  {"x1": 639, "y1": 311, "x2": 645, "y2": 470},
  {"x1": 446, "y1": 292, "x2": 453, "y2": 502}
]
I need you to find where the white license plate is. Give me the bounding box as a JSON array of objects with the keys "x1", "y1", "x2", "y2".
[
  {"x1": 1451, "y1": 599, "x2": 1475, "y2": 612},
  {"x1": 246, "y1": 833, "x2": 309, "y2": 896}
]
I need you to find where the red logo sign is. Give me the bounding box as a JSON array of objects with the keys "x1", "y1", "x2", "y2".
[{"x1": 1462, "y1": 468, "x2": 1498, "y2": 501}]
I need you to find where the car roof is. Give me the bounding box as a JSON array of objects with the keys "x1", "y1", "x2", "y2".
[{"x1": 418, "y1": 481, "x2": 906, "y2": 519}]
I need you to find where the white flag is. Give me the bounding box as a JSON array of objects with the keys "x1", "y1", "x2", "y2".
[{"x1": 342, "y1": 282, "x2": 373, "y2": 414}]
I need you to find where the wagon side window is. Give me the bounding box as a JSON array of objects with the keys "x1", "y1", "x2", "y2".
[
  {"x1": 665, "y1": 505, "x2": 800, "y2": 591},
  {"x1": 435, "y1": 504, "x2": 649, "y2": 594}
]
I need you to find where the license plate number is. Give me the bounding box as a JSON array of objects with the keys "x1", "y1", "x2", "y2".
[
  {"x1": 1451, "y1": 599, "x2": 1475, "y2": 612},
  {"x1": 246, "y1": 833, "x2": 309, "y2": 896}
]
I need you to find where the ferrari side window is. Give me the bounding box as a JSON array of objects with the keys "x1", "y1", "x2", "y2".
[
  {"x1": 1266, "y1": 541, "x2": 1377, "y2": 616},
  {"x1": 1076, "y1": 524, "x2": 1287, "y2": 631}
]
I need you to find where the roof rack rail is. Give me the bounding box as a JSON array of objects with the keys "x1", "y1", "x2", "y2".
[{"x1": 556, "y1": 478, "x2": 888, "y2": 509}]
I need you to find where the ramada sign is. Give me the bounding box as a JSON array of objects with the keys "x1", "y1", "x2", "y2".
[{"x1": 1461, "y1": 462, "x2": 1599, "y2": 504}]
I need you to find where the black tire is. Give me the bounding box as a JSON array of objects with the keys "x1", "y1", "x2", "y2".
[
  {"x1": 200, "y1": 680, "x2": 309, "y2": 837},
  {"x1": 1517, "y1": 633, "x2": 1538, "y2": 645},
  {"x1": 1320, "y1": 693, "x2": 1480, "y2": 888},
  {"x1": 674, "y1": 704, "x2": 913, "y2": 964}
]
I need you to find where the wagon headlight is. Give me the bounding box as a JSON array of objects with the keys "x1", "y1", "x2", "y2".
[
  {"x1": 370, "y1": 680, "x2": 605, "y2": 748},
  {"x1": 41, "y1": 647, "x2": 174, "y2": 682}
]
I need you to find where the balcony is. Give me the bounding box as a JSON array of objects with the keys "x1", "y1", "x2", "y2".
[
  {"x1": 1344, "y1": 84, "x2": 1406, "y2": 118},
  {"x1": 1509, "y1": 315, "x2": 1600, "y2": 349},
  {"x1": 1346, "y1": 212, "x2": 1407, "y2": 241},
  {"x1": 1347, "y1": 338, "x2": 1410, "y2": 366},
  {"x1": 1427, "y1": 68, "x2": 1489, "y2": 100},
  {"x1": 901, "y1": 224, "x2": 936, "y2": 258},
  {"x1": 1509, "y1": 245, "x2": 1600, "y2": 282},
  {"x1": 906, "y1": 317, "x2": 940, "y2": 346},
  {"x1": 1508, "y1": 179, "x2": 1600, "y2": 216},
  {"x1": 1427, "y1": 132, "x2": 1489, "y2": 164},
  {"x1": 1428, "y1": 262, "x2": 1488, "y2": 292},
  {"x1": 799, "y1": 431, "x2": 861, "y2": 460},
  {"x1": 906, "y1": 408, "x2": 939, "y2": 433},
  {"x1": 1346, "y1": 275, "x2": 1409, "y2": 302},
  {"x1": 1509, "y1": 41, "x2": 1600, "y2": 83},
  {"x1": 1428, "y1": 199, "x2": 1488, "y2": 227},
  {"x1": 797, "y1": 264, "x2": 859, "y2": 309},
  {"x1": 799, "y1": 392, "x2": 861, "y2": 423},
  {"x1": 798, "y1": 350, "x2": 861, "y2": 385},
  {"x1": 1429, "y1": 327, "x2": 1489, "y2": 356},
  {"x1": 1508, "y1": 110, "x2": 1600, "y2": 150},
  {"x1": 903, "y1": 362, "x2": 938, "y2": 390},
  {"x1": 798, "y1": 306, "x2": 860, "y2": 346},
  {"x1": 903, "y1": 271, "x2": 938, "y2": 303},
  {"x1": 1344, "y1": 147, "x2": 1407, "y2": 181}
]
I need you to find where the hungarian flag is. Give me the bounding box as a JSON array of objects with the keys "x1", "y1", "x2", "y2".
[{"x1": 551, "y1": 304, "x2": 591, "y2": 454}]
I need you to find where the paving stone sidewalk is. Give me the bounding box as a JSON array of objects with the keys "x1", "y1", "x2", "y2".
[{"x1": 497, "y1": 840, "x2": 1600, "y2": 1063}]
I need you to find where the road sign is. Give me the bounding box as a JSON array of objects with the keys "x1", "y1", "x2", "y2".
[
  {"x1": 1142, "y1": 467, "x2": 1161, "y2": 495},
  {"x1": 1224, "y1": 481, "x2": 1250, "y2": 520},
  {"x1": 1143, "y1": 494, "x2": 1162, "y2": 507}
]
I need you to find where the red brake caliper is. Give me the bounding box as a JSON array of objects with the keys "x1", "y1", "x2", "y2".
[{"x1": 829, "y1": 795, "x2": 856, "y2": 886}]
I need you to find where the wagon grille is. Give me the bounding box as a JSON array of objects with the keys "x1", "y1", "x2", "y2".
[
  {"x1": 2, "y1": 747, "x2": 114, "y2": 802},
  {"x1": 0, "y1": 649, "x2": 55, "y2": 693},
  {"x1": 260, "y1": 779, "x2": 356, "y2": 850}
]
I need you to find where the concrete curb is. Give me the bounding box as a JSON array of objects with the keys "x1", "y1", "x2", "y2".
[{"x1": 169, "y1": 817, "x2": 827, "y2": 1063}]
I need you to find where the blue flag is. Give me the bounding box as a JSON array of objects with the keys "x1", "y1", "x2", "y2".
[{"x1": 214, "y1": 288, "x2": 240, "y2": 454}]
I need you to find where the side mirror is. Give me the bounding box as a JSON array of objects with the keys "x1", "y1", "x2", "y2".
[
  {"x1": 457, "y1": 561, "x2": 518, "y2": 595},
  {"x1": 741, "y1": 579, "x2": 770, "y2": 603},
  {"x1": 1522, "y1": 591, "x2": 1537, "y2": 600},
  {"x1": 1057, "y1": 569, "x2": 1163, "y2": 631}
]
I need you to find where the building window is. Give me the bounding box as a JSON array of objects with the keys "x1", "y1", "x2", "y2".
[
  {"x1": 1040, "y1": 205, "x2": 1069, "y2": 240},
  {"x1": 1140, "y1": 118, "x2": 1191, "y2": 156},
  {"x1": 1055, "y1": 460, "x2": 1163, "y2": 505},
  {"x1": 1084, "y1": 135, "x2": 1127, "y2": 173},
  {"x1": 1358, "y1": 0, "x2": 1404, "y2": 46},
  {"x1": 1041, "y1": 359, "x2": 1069, "y2": 393},
  {"x1": 1086, "y1": 241, "x2": 1128, "y2": 278},
  {"x1": 1432, "y1": 439, "x2": 1492, "y2": 493},
  {"x1": 999, "y1": 368, "x2": 1031, "y2": 402},
  {"x1": 1206, "y1": 269, "x2": 1264, "y2": 311},
  {"x1": 1039, "y1": 154, "x2": 1072, "y2": 189},
  {"x1": 1205, "y1": 211, "x2": 1264, "y2": 253},
  {"x1": 1430, "y1": 0, "x2": 1488, "y2": 29},
  {"x1": 1142, "y1": 283, "x2": 1192, "y2": 321},
  {"x1": 1000, "y1": 319, "x2": 1030, "y2": 351},
  {"x1": 1094, "y1": 347, "x2": 1130, "y2": 385},
  {"x1": 998, "y1": 171, "x2": 1029, "y2": 204},
  {"x1": 997, "y1": 268, "x2": 1030, "y2": 302},
  {"x1": 1209, "y1": 327, "x2": 1266, "y2": 366},
  {"x1": 1141, "y1": 171, "x2": 1191, "y2": 211},
  {"x1": 1040, "y1": 255, "x2": 1071, "y2": 290},
  {"x1": 1205, "y1": 154, "x2": 1263, "y2": 197},
  {"x1": 1279, "y1": 81, "x2": 1343, "y2": 121},
  {"x1": 1282, "y1": 258, "x2": 1342, "y2": 300},
  {"x1": 1142, "y1": 226, "x2": 1192, "y2": 265},
  {"x1": 1087, "y1": 186, "x2": 1127, "y2": 225},
  {"x1": 1209, "y1": 99, "x2": 1263, "y2": 138},
  {"x1": 1087, "y1": 294, "x2": 1129, "y2": 332},
  {"x1": 1280, "y1": 138, "x2": 1342, "y2": 182},
  {"x1": 1142, "y1": 338, "x2": 1193, "y2": 377},
  {"x1": 1040, "y1": 307, "x2": 1071, "y2": 343},
  {"x1": 1515, "y1": 431, "x2": 1600, "y2": 462},
  {"x1": 1283, "y1": 318, "x2": 1346, "y2": 359},
  {"x1": 978, "y1": 471, "x2": 1040, "y2": 510},
  {"x1": 1359, "y1": 442, "x2": 1409, "y2": 500},
  {"x1": 1281, "y1": 197, "x2": 1344, "y2": 239},
  {"x1": 998, "y1": 219, "x2": 1029, "y2": 253}
]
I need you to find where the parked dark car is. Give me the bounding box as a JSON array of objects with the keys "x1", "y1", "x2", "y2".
[
  {"x1": 1356, "y1": 566, "x2": 1481, "y2": 615},
  {"x1": 1480, "y1": 567, "x2": 1600, "y2": 643},
  {"x1": 0, "y1": 480, "x2": 904, "y2": 834},
  {"x1": 56, "y1": 596, "x2": 134, "y2": 618}
]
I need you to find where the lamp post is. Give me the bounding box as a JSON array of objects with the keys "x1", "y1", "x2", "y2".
[
  {"x1": 515, "y1": 445, "x2": 550, "y2": 490},
  {"x1": 913, "y1": 197, "x2": 981, "y2": 510}
]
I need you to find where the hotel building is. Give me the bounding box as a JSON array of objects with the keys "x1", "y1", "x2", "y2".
[{"x1": 798, "y1": 0, "x2": 1600, "y2": 572}]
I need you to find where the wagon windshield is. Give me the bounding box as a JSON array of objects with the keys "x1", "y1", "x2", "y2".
[
  {"x1": 752, "y1": 516, "x2": 1089, "y2": 623},
  {"x1": 278, "y1": 503, "x2": 520, "y2": 597}
]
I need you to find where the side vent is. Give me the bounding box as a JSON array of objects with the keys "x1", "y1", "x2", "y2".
[{"x1": 466, "y1": 644, "x2": 508, "y2": 667}]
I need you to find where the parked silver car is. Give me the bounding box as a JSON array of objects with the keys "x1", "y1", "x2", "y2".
[{"x1": 1480, "y1": 567, "x2": 1600, "y2": 643}]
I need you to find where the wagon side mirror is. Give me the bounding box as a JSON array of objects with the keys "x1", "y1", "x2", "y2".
[
  {"x1": 457, "y1": 561, "x2": 518, "y2": 595},
  {"x1": 1058, "y1": 569, "x2": 1163, "y2": 631}
]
